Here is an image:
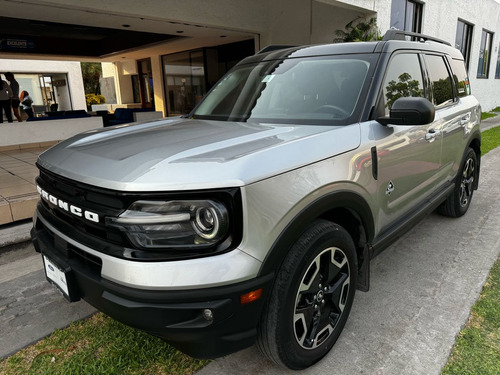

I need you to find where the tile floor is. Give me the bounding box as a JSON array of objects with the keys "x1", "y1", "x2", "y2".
[{"x1": 0, "y1": 146, "x2": 51, "y2": 226}]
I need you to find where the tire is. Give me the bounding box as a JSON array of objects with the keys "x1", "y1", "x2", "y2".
[
  {"x1": 438, "y1": 147, "x2": 477, "y2": 218},
  {"x1": 257, "y1": 220, "x2": 357, "y2": 369}
]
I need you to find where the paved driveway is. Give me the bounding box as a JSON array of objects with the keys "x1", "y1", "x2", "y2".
[{"x1": 198, "y1": 148, "x2": 500, "y2": 374}]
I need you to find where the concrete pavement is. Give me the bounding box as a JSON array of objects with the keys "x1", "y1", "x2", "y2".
[
  {"x1": 199, "y1": 148, "x2": 500, "y2": 374},
  {"x1": 0, "y1": 242, "x2": 96, "y2": 359}
]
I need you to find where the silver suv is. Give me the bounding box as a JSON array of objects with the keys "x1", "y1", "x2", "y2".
[{"x1": 32, "y1": 30, "x2": 481, "y2": 369}]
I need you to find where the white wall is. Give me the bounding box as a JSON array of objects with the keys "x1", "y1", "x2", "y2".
[
  {"x1": 0, "y1": 60, "x2": 87, "y2": 110},
  {"x1": 417, "y1": 0, "x2": 500, "y2": 111}
]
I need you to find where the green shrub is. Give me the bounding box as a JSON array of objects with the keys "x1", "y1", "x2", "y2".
[{"x1": 85, "y1": 93, "x2": 106, "y2": 108}]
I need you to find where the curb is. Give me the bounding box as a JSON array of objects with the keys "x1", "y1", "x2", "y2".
[{"x1": 0, "y1": 220, "x2": 32, "y2": 253}]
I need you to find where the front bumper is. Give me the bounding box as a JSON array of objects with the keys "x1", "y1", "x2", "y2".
[{"x1": 31, "y1": 210, "x2": 274, "y2": 358}]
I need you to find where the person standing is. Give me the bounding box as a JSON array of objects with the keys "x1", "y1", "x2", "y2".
[
  {"x1": 19, "y1": 90, "x2": 34, "y2": 119},
  {"x1": 0, "y1": 77, "x2": 13, "y2": 123},
  {"x1": 5, "y1": 72, "x2": 21, "y2": 122}
]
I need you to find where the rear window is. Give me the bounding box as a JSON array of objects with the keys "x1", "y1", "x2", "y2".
[
  {"x1": 424, "y1": 54, "x2": 454, "y2": 108},
  {"x1": 192, "y1": 54, "x2": 376, "y2": 125}
]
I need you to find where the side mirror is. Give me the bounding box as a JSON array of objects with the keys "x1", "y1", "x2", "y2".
[{"x1": 377, "y1": 97, "x2": 435, "y2": 126}]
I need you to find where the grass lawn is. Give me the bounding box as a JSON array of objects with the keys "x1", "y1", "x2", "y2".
[
  {"x1": 442, "y1": 257, "x2": 500, "y2": 375},
  {"x1": 480, "y1": 126, "x2": 500, "y2": 156},
  {"x1": 491, "y1": 106, "x2": 500, "y2": 112},
  {"x1": 481, "y1": 112, "x2": 497, "y2": 121},
  {"x1": 0, "y1": 314, "x2": 209, "y2": 374}
]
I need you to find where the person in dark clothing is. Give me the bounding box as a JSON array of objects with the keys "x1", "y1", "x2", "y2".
[
  {"x1": 5, "y1": 72, "x2": 21, "y2": 122},
  {"x1": 19, "y1": 90, "x2": 34, "y2": 119},
  {"x1": 0, "y1": 78, "x2": 13, "y2": 123}
]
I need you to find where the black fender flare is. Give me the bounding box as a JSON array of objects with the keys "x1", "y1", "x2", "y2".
[{"x1": 257, "y1": 190, "x2": 375, "y2": 277}]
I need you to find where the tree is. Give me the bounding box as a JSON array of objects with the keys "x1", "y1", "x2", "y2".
[
  {"x1": 80, "y1": 62, "x2": 102, "y2": 95},
  {"x1": 334, "y1": 17, "x2": 381, "y2": 43},
  {"x1": 384, "y1": 72, "x2": 424, "y2": 110}
]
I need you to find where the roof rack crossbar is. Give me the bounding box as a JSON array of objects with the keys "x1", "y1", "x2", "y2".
[{"x1": 382, "y1": 29, "x2": 451, "y2": 46}]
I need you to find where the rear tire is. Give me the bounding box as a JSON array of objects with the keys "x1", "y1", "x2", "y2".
[
  {"x1": 257, "y1": 220, "x2": 357, "y2": 369},
  {"x1": 438, "y1": 147, "x2": 477, "y2": 217}
]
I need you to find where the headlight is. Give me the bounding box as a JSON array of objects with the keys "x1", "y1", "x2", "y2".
[{"x1": 106, "y1": 200, "x2": 229, "y2": 249}]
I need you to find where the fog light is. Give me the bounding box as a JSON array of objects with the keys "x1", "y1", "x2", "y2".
[{"x1": 202, "y1": 308, "x2": 214, "y2": 321}]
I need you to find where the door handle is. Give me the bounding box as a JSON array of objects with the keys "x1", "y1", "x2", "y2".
[
  {"x1": 425, "y1": 129, "x2": 441, "y2": 141},
  {"x1": 460, "y1": 113, "x2": 471, "y2": 126}
]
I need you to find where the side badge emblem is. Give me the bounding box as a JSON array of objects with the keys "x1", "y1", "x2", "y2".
[{"x1": 386, "y1": 181, "x2": 395, "y2": 196}]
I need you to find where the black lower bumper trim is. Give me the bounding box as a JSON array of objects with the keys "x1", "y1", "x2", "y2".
[{"x1": 31, "y1": 219, "x2": 274, "y2": 359}]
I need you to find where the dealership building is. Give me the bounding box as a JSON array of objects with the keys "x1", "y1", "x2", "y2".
[{"x1": 0, "y1": 0, "x2": 499, "y2": 117}]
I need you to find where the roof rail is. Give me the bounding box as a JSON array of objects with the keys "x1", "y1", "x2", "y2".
[
  {"x1": 382, "y1": 29, "x2": 451, "y2": 46},
  {"x1": 257, "y1": 45, "x2": 296, "y2": 54}
]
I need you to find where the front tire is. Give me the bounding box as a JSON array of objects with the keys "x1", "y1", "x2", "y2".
[
  {"x1": 438, "y1": 147, "x2": 477, "y2": 217},
  {"x1": 257, "y1": 220, "x2": 357, "y2": 369}
]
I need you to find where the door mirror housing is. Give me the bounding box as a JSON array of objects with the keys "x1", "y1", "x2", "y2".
[{"x1": 377, "y1": 97, "x2": 435, "y2": 126}]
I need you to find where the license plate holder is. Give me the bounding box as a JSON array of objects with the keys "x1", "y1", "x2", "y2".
[{"x1": 43, "y1": 255, "x2": 79, "y2": 302}]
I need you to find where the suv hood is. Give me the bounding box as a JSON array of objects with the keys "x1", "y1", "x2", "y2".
[{"x1": 37, "y1": 118, "x2": 360, "y2": 191}]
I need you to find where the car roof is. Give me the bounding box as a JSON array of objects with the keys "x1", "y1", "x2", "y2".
[{"x1": 239, "y1": 33, "x2": 464, "y2": 65}]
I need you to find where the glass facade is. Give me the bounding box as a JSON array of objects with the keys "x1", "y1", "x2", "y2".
[
  {"x1": 15, "y1": 73, "x2": 71, "y2": 114},
  {"x1": 161, "y1": 39, "x2": 255, "y2": 116},
  {"x1": 163, "y1": 50, "x2": 206, "y2": 116}
]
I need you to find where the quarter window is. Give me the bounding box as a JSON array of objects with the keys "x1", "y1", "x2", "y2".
[
  {"x1": 477, "y1": 29, "x2": 493, "y2": 78},
  {"x1": 455, "y1": 20, "x2": 473, "y2": 71},
  {"x1": 450, "y1": 59, "x2": 471, "y2": 97},
  {"x1": 382, "y1": 53, "x2": 424, "y2": 115},
  {"x1": 425, "y1": 55, "x2": 454, "y2": 107}
]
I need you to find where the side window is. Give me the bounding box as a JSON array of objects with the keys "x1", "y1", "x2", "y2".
[
  {"x1": 425, "y1": 55, "x2": 454, "y2": 108},
  {"x1": 450, "y1": 59, "x2": 471, "y2": 97},
  {"x1": 382, "y1": 53, "x2": 424, "y2": 115}
]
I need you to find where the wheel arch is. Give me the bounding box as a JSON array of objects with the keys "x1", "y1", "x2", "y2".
[{"x1": 257, "y1": 190, "x2": 375, "y2": 277}]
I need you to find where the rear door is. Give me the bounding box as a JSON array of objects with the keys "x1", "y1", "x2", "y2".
[{"x1": 428, "y1": 56, "x2": 478, "y2": 181}]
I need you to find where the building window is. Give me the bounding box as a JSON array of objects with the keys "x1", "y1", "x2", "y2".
[
  {"x1": 477, "y1": 29, "x2": 493, "y2": 78},
  {"x1": 455, "y1": 20, "x2": 473, "y2": 71},
  {"x1": 390, "y1": 0, "x2": 423, "y2": 33},
  {"x1": 495, "y1": 42, "x2": 500, "y2": 79}
]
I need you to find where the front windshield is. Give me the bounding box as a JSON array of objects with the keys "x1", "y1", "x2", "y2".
[{"x1": 192, "y1": 54, "x2": 374, "y2": 125}]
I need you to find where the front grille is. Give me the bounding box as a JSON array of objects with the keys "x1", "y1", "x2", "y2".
[
  {"x1": 35, "y1": 165, "x2": 243, "y2": 261},
  {"x1": 68, "y1": 245, "x2": 103, "y2": 275}
]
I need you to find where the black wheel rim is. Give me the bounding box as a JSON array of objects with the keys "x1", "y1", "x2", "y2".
[
  {"x1": 293, "y1": 247, "x2": 350, "y2": 350},
  {"x1": 459, "y1": 156, "x2": 474, "y2": 207}
]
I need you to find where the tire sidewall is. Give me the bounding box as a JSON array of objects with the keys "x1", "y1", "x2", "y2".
[
  {"x1": 273, "y1": 222, "x2": 357, "y2": 369},
  {"x1": 454, "y1": 148, "x2": 477, "y2": 216}
]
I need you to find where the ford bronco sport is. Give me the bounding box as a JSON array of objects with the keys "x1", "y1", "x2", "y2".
[{"x1": 32, "y1": 30, "x2": 481, "y2": 369}]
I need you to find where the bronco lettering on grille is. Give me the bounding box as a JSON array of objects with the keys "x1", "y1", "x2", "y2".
[{"x1": 36, "y1": 185, "x2": 100, "y2": 223}]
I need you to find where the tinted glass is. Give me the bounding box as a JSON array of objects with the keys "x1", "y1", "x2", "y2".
[
  {"x1": 193, "y1": 55, "x2": 374, "y2": 125},
  {"x1": 425, "y1": 55, "x2": 454, "y2": 107},
  {"x1": 450, "y1": 59, "x2": 471, "y2": 97},
  {"x1": 382, "y1": 53, "x2": 424, "y2": 115}
]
